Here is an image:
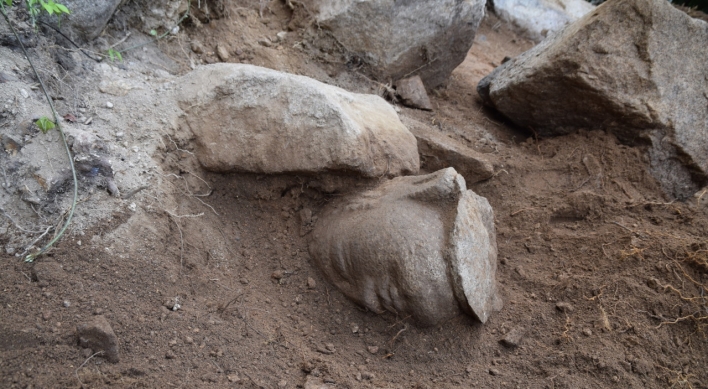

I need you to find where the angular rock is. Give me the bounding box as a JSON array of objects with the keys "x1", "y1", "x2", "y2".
[
  {"x1": 177, "y1": 64, "x2": 419, "y2": 178},
  {"x1": 40, "y1": 0, "x2": 122, "y2": 41},
  {"x1": 493, "y1": 0, "x2": 595, "y2": 42},
  {"x1": 309, "y1": 168, "x2": 501, "y2": 326},
  {"x1": 479, "y1": 0, "x2": 708, "y2": 199},
  {"x1": 77, "y1": 315, "x2": 120, "y2": 363},
  {"x1": 402, "y1": 117, "x2": 494, "y2": 184},
  {"x1": 499, "y1": 325, "x2": 526, "y2": 348},
  {"x1": 31, "y1": 260, "x2": 64, "y2": 287},
  {"x1": 302, "y1": 0, "x2": 485, "y2": 88},
  {"x1": 395, "y1": 76, "x2": 433, "y2": 111}
]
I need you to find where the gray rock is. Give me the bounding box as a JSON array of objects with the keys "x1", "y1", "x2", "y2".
[
  {"x1": 309, "y1": 168, "x2": 501, "y2": 326},
  {"x1": 493, "y1": 0, "x2": 595, "y2": 42},
  {"x1": 40, "y1": 0, "x2": 122, "y2": 41},
  {"x1": 395, "y1": 76, "x2": 433, "y2": 111},
  {"x1": 177, "y1": 64, "x2": 419, "y2": 178},
  {"x1": 555, "y1": 302, "x2": 574, "y2": 313},
  {"x1": 478, "y1": 0, "x2": 708, "y2": 199},
  {"x1": 402, "y1": 117, "x2": 494, "y2": 184},
  {"x1": 76, "y1": 315, "x2": 120, "y2": 363},
  {"x1": 499, "y1": 325, "x2": 526, "y2": 348},
  {"x1": 303, "y1": 0, "x2": 485, "y2": 88}
]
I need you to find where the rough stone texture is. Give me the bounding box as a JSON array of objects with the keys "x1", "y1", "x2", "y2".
[
  {"x1": 176, "y1": 64, "x2": 419, "y2": 178},
  {"x1": 303, "y1": 0, "x2": 486, "y2": 89},
  {"x1": 76, "y1": 315, "x2": 120, "y2": 363},
  {"x1": 499, "y1": 325, "x2": 526, "y2": 348},
  {"x1": 402, "y1": 117, "x2": 494, "y2": 184},
  {"x1": 31, "y1": 261, "x2": 64, "y2": 288},
  {"x1": 493, "y1": 0, "x2": 595, "y2": 42},
  {"x1": 395, "y1": 76, "x2": 433, "y2": 111},
  {"x1": 479, "y1": 0, "x2": 708, "y2": 199},
  {"x1": 40, "y1": 0, "x2": 122, "y2": 41},
  {"x1": 309, "y1": 168, "x2": 501, "y2": 326}
]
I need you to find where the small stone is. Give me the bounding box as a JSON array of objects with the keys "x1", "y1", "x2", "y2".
[
  {"x1": 489, "y1": 368, "x2": 500, "y2": 376},
  {"x1": 240, "y1": 278, "x2": 249, "y2": 285},
  {"x1": 165, "y1": 350, "x2": 175, "y2": 359},
  {"x1": 582, "y1": 328, "x2": 592, "y2": 337},
  {"x1": 185, "y1": 336, "x2": 194, "y2": 344},
  {"x1": 361, "y1": 371, "x2": 374, "y2": 380},
  {"x1": 105, "y1": 102, "x2": 113, "y2": 109},
  {"x1": 499, "y1": 325, "x2": 525, "y2": 348},
  {"x1": 276, "y1": 31, "x2": 287, "y2": 42},
  {"x1": 115, "y1": 131, "x2": 124, "y2": 138},
  {"x1": 555, "y1": 302, "x2": 574, "y2": 313},
  {"x1": 325, "y1": 343, "x2": 335, "y2": 352},
  {"x1": 63, "y1": 300, "x2": 71, "y2": 308},
  {"x1": 277, "y1": 379, "x2": 287, "y2": 387},
  {"x1": 76, "y1": 315, "x2": 120, "y2": 363},
  {"x1": 258, "y1": 38, "x2": 272, "y2": 47},
  {"x1": 351, "y1": 324, "x2": 359, "y2": 333},
  {"x1": 394, "y1": 75, "x2": 433, "y2": 111},
  {"x1": 191, "y1": 41, "x2": 204, "y2": 54},
  {"x1": 216, "y1": 44, "x2": 230, "y2": 61},
  {"x1": 20, "y1": 89, "x2": 28, "y2": 99},
  {"x1": 307, "y1": 277, "x2": 316, "y2": 289},
  {"x1": 41, "y1": 311, "x2": 52, "y2": 321},
  {"x1": 272, "y1": 270, "x2": 285, "y2": 280},
  {"x1": 367, "y1": 345, "x2": 379, "y2": 354},
  {"x1": 227, "y1": 374, "x2": 241, "y2": 383}
]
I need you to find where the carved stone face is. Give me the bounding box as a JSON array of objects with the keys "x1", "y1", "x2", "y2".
[{"x1": 309, "y1": 168, "x2": 501, "y2": 327}]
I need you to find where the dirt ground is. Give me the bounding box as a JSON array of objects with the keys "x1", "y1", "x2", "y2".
[{"x1": 1, "y1": 2, "x2": 707, "y2": 388}]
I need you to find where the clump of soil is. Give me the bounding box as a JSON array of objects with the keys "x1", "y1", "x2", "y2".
[{"x1": 1, "y1": 2, "x2": 706, "y2": 388}]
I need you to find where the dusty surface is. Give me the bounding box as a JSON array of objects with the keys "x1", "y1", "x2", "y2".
[{"x1": 1, "y1": 2, "x2": 707, "y2": 388}]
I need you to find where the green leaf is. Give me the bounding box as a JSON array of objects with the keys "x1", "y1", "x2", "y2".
[
  {"x1": 36, "y1": 117, "x2": 56, "y2": 133},
  {"x1": 4, "y1": 0, "x2": 12, "y2": 7},
  {"x1": 55, "y1": 2, "x2": 69, "y2": 14},
  {"x1": 40, "y1": 0, "x2": 54, "y2": 15},
  {"x1": 107, "y1": 48, "x2": 123, "y2": 62},
  {"x1": 150, "y1": 29, "x2": 157, "y2": 36}
]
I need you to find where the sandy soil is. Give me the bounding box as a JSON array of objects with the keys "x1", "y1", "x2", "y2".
[{"x1": 1, "y1": 2, "x2": 707, "y2": 388}]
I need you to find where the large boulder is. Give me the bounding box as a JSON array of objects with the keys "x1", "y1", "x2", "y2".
[
  {"x1": 41, "y1": 0, "x2": 122, "y2": 41},
  {"x1": 176, "y1": 64, "x2": 419, "y2": 178},
  {"x1": 478, "y1": 0, "x2": 708, "y2": 198},
  {"x1": 309, "y1": 168, "x2": 501, "y2": 326},
  {"x1": 302, "y1": 0, "x2": 486, "y2": 89},
  {"x1": 492, "y1": 0, "x2": 595, "y2": 42}
]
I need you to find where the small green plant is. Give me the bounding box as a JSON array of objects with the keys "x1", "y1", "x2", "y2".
[
  {"x1": 107, "y1": 48, "x2": 123, "y2": 62},
  {"x1": 35, "y1": 116, "x2": 55, "y2": 133},
  {"x1": 1, "y1": 0, "x2": 78, "y2": 262},
  {"x1": 26, "y1": 0, "x2": 70, "y2": 27},
  {"x1": 1, "y1": 0, "x2": 70, "y2": 26}
]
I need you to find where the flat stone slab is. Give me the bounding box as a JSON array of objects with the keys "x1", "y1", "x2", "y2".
[{"x1": 177, "y1": 64, "x2": 419, "y2": 178}]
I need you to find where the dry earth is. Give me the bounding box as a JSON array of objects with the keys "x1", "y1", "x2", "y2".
[{"x1": 1, "y1": 2, "x2": 707, "y2": 388}]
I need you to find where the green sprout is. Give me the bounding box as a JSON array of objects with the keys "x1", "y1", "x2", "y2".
[
  {"x1": 35, "y1": 116, "x2": 56, "y2": 133},
  {"x1": 107, "y1": 48, "x2": 123, "y2": 62}
]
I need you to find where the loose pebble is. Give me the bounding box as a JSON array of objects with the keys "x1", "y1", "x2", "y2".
[{"x1": 106, "y1": 101, "x2": 114, "y2": 109}]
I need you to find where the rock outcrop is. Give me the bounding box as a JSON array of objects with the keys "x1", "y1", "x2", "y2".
[
  {"x1": 41, "y1": 0, "x2": 122, "y2": 41},
  {"x1": 177, "y1": 64, "x2": 419, "y2": 178},
  {"x1": 302, "y1": 0, "x2": 486, "y2": 88},
  {"x1": 479, "y1": 0, "x2": 708, "y2": 198},
  {"x1": 309, "y1": 168, "x2": 501, "y2": 326}
]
